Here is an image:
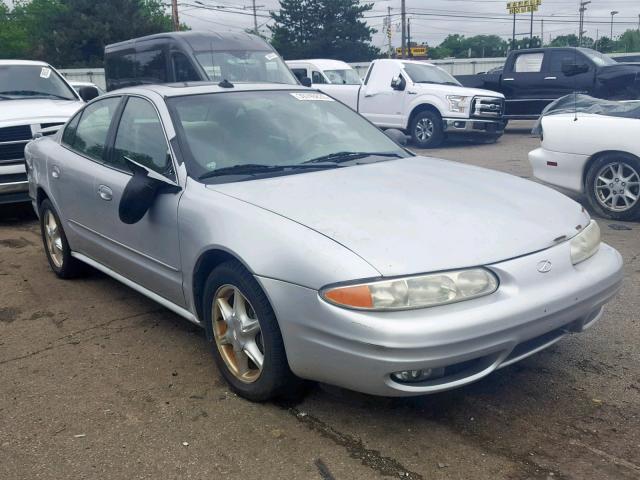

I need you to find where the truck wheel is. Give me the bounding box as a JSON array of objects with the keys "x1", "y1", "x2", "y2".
[
  {"x1": 410, "y1": 110, "x2": 444, "y2": 148},
  {"x1": 585, "y1": 153, "x2": 640, "y2": 221}
]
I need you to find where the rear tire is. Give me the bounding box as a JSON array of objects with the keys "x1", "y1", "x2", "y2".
[
  {"x1": 585, "y1": 153, "x2": 640, "y2": 221},
  {"x1": 203, "y1": 260, "x2": 300, "y2": 402},
  {"x1": 410, "y1": 110, "x2": 444, "y2": 148},
  {"x1": 38, "y1": 199, "x2": 84, "y2": 278}
]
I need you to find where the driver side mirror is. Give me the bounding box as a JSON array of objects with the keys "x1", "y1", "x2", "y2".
[
  {"x1": 301, "y1": 77, "x2": 312, "y2": 87},
  {"x1": 390, "y1": 75, "x2": 406, "y2": 91},
  {"x1": 118, "y1": 156, "x2": 180, "y2": 224},
  {"x1": 78, "y1": 85, "x2": 100, "y2": 102},
  {"x1": 561, "y1": 63, "x2": 589, "y2": 76}
]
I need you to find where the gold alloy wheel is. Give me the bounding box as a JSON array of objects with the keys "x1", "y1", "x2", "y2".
[
  {"x1": 44, "y1": 210, "x2": 64, "y2": 268},
  {"x1": 212, "y1": 285, "x2": 264, "y2": 383}
]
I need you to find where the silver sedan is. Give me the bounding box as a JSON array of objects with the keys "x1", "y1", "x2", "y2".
[{"x1": 25, "y1": 83, "x2": 623, "y2": 401}]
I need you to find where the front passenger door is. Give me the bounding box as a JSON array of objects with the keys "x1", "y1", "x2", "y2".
[{"x1": 89, "y1": 95, "x2": 186, "y2": 306}]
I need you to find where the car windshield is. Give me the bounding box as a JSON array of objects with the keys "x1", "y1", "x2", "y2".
[
  {"x1": 324, "y1": 69, "x2": 361, "y2": 85},
  {"x1": 194, "y1": 50, "x2": 298, "y2": 85},
  {"x1": 0, "y1": 65, "x2": 77, "y2": 100},
  {"x1": 402, "y1": 62, "x2": 461, "y2": 86},
  {"x1": 167, "y1": 90, "x2": 409, "y2": 181},
  {"x1": 578, "y1": 48, "x2": 616, "y2": 67}
]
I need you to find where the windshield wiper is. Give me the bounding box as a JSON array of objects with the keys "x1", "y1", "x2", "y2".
[
  {"x1": 303, "y1": 151, "x2": 403, "y2": 165},
  {"x1": 198, "y1": 162, "x2": 340, "y2": 180}
]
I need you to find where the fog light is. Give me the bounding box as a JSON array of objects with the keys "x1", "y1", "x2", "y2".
[
  {"x1": 391, "y1": 367, "x2": 445, "y2": 383},
  {"x1": 453, "y1": 121, "x2": 466, "y2": 128}
]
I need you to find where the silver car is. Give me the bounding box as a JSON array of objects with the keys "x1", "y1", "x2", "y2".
[{"x1": 25, "y1": 83, "x2": 623, "y2": 401}]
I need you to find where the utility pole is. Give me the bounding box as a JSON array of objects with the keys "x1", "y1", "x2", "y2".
[
  {"x1": 529, "y1": 9, "x2": 534, "y2": 48},
  {"x1": 541, "y1": 19, "x2": 544, "y2": 47},
  {"x1": 578, "y1": 1, "x2": 590, "y2": 47},
  {"x1": 386, "y1": 6, "x2": 393, "y2": 58},
  {"x1": 511, "y1": 12, "x2": 516, "y2": 51},
  {"x1": 407, "y1": 18, "x2": 412, "y2": 57},
  {"x1": 252, "y1": 0, "x2": 258, "y2": 34},
  {"x1": 172, "y1": 0, "x2": 179, "y2": 31},
  {"x1": 401, "y1": 0, "x2": 406, "y2": 58}
]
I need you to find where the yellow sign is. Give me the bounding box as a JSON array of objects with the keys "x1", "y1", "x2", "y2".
[
  {"x1": 507, "y1": 0, "x2": 541, "y2": 14},
  {"x1": 395, "y1": 46, "x2": 428, "y2": 57}
]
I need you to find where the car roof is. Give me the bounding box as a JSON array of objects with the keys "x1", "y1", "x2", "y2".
[
  {"x1": 0, "y1": 59, "x2": 49, "y2": 67},
  {"x1": 287, "y1": 59, "x2": 353, "y2": 70},
  {"x1": 105, "y1": 30, "x2": 271, "y2": 53},
  {"x1": 112, "y1": 82, "x2": 311, "y2": 98},
  {"x1": 378, "y1": 58, "x2": 436, "y2": 67}
]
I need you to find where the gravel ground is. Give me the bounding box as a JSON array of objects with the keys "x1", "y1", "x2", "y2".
[{"x1": 1, "y1": 123, "x2": 638, "y2": 480}]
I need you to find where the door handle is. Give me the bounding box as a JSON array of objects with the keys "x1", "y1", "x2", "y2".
[
  {"x1": 544, "y1": 76, "x2": 557, "y2": 80},
  {"x1": 503, "y1": 78, "x2": 514, "y2": 81},
  {"x1": 97, "y1": 185, "x2": 113, "y2": 201},
  {"x1": 51, "y1": 165, "x2": 60, "y2": 179}
]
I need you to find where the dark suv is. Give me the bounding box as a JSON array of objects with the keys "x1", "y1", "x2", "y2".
[{"x1": 105, "y1": 31, "x2": 299, "y2": 91}]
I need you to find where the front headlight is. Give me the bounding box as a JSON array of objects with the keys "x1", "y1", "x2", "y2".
[
  {"x1": 446, "y1": 95, "x2": 468, "y2": 113},
  {"x1": 321, "y1": 268, "x2": 498, "y2": 311},
  {"x1": 570, "y1": 220, "x2": 601, "y2": 265}
]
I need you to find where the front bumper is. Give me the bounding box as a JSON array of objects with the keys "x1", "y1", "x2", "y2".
[
  {"x1": 0, "y1": 164, "x2": 29, "y2": 204},
  {"x1": 259, "y1": 241, "x2": 623, "y2": 397},
  {"x1": 529, "y1": 147, "x2": 590, "y2": 194},
  {"x1": 443, "y1": 118, "x2": 504, "y2": 136}
]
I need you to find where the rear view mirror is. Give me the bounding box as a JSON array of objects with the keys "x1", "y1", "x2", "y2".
[
  {"x1": 301, "y1": 77, "x2": 312, "y2": 87},
  {"x1": 562, "y1": 63, "x2": 589, "y2": 76},
  {"x1": 78, "y1": 85, "x2": 100, "y2": 102},
  {"x1": 384, "y1": 128, "x2": 408, "y2": 146},
  {"x1": 391, "y1": 75, "x2": 406, "y2": 91},
  {"x1": 118, "y1": 156, "x2": 180, "y2": 224}
]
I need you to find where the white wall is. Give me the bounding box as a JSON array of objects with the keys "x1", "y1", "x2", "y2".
[{"x1": 59, "y1": 68, "x2": 106, "y2": 90}]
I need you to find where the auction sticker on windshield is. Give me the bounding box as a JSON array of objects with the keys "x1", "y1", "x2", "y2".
[
  {"x1": 290, "y1": 92, "x2": 334, "y2": 101},
  {"x1": 40, "y1": 67, "x2": 51, "y2": 79}
]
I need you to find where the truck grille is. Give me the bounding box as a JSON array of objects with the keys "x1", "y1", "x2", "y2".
[
  {"x1": 0, "y1": 125, "x2": 32, "y2": 165},
  {"x1": 472, "y1": 97, "x2": 504, "y2": 118}
]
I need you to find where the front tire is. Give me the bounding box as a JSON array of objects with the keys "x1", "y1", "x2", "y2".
[
  {"x1": 410, "y1": 110, "x2": 444, "y2": 148},
  {"x1": 38, "y1": 199, "x2": 84, "y2": 278},
  {"x1": 585, "y1": 153, "x2": 640, "y2": 221},
  {"x1": 203, "y1": 260, "x2": 299, "y2": 401}
]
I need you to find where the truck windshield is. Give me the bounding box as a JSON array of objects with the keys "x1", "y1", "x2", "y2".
[
  {"x1": 0, "y1": 65, "x2": 77, "y2": 100},
  {"x1": 578, "y1": 49, "x2": 616, "y2": 67},
  {"x1": 324, "y1": 69, "x2": 361, "y2": 85},
  {"x1": 402, "y1": 63, "x2": 461, "y2": 86},
  {"x1": 194, "y1": 50, "x2": 297, "y2": 84},
  {"x1": 168, "y1": 90, "x2": 409, "y2": 181}
]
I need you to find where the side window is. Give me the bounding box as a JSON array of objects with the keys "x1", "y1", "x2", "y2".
[
  {"x1": 106, "y1": 51, "x2": 137, "y2": 90},
  {"x1": 291, "y1": 68, "x2": 307, "y2": 83},
  {"x1": 112, "y1": 97, "x2": 173, "y2": 178},
  {"x1": 311, "y1": 71, "x2": 326, "y2": 84},
  {"x1": 137, "y1": 48, "x2": 167, "y2": 84},
  {"x1": 513, "y1": 53, "x2": 544, "y2": 73},
  {"x1": 172, "y1": 52, "x2": 200, "y2": 82},
  {"x1": 61, "y1": 111, "x2": 81, "y2": 147},
  {"x1": 71, "y1": 97, "x2": 121, "y2": 161},
  {"x1": 548, "y1": 51, "x2": 587, "y2": 73}
]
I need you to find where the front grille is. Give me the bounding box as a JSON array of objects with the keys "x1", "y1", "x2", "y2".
[
  {"x1": 0, "y1": 142, "x2": 28, "y2": 163},
  {"x1": 472, "y1": 96, "x2": 504, "y2": 118},
  {"x1": 0, "y1": 172, "x2": 28, "y2": 184},
  {"x1": 0, "y1": 125, "x2": 32, "y2": 143}
]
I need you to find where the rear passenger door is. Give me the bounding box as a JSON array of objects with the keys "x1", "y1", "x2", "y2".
[
  {"x1": 88, "y1": 95, "x2": 186, "y2": 307},
  {"x1": 502, "y1": 51, "x2": 549, "y2": 117}
]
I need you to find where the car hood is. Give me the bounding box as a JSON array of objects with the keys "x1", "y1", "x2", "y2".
[
  {"x1": 210, "y1": 157, "x2": 589, "y2": 276},
  {"x1": 412, "y1": 82, "x2": 504, "y2": 99},
  {"x1": 0, "y1": 98, "x2": 84, "y2": 126}
]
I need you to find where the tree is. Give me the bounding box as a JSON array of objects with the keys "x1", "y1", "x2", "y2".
[
  {"x1": 270, "y1": 0, "x2": 380, "y2": 61},
  {"x1": 549, "y1": 34, "x2": 579, "y2": 47},
  {"x1": 0, "y1": 3, "x2": 29, "y2": 58},
  {"x1": 1, "y1": 0, "x2": 175, "y2": 66}
]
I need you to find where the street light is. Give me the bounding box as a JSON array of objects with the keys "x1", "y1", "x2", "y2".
[{"x1": 610, "y1": 11, "x2": 619, "y2": 39}]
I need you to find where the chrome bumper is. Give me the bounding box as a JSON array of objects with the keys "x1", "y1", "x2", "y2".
[
  {"x1": 0, "y1": 180, "x2": 29, "y2": 195},
  {"x1": 443, "y1": 118, "x2": 504, "y2": 135}
]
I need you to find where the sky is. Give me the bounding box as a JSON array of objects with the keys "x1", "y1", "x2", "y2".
[{"x1": 177, "y1": 0, "x2": 640, "y2": 49}]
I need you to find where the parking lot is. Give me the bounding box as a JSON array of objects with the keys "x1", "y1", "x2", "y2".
[{"x1": 1, "y1": 125, "x2": 638, "y2": 480}]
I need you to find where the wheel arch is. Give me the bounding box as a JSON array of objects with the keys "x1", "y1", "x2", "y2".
[
  {"x1": 406, "y1": 102, "x2": 442, "y2": 132},
  {"x1": 583, "y1": 150, "x2": 640, "y2": 191}
]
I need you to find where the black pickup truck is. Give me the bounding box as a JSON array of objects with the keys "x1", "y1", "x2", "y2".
[{"x1": 457, "y1": 47, "x2": 640, "y2": 119}]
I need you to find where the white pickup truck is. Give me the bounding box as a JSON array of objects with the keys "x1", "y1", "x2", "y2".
[{"x1": 294, "y1": 58, "x2": 506, "y2": 148}]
